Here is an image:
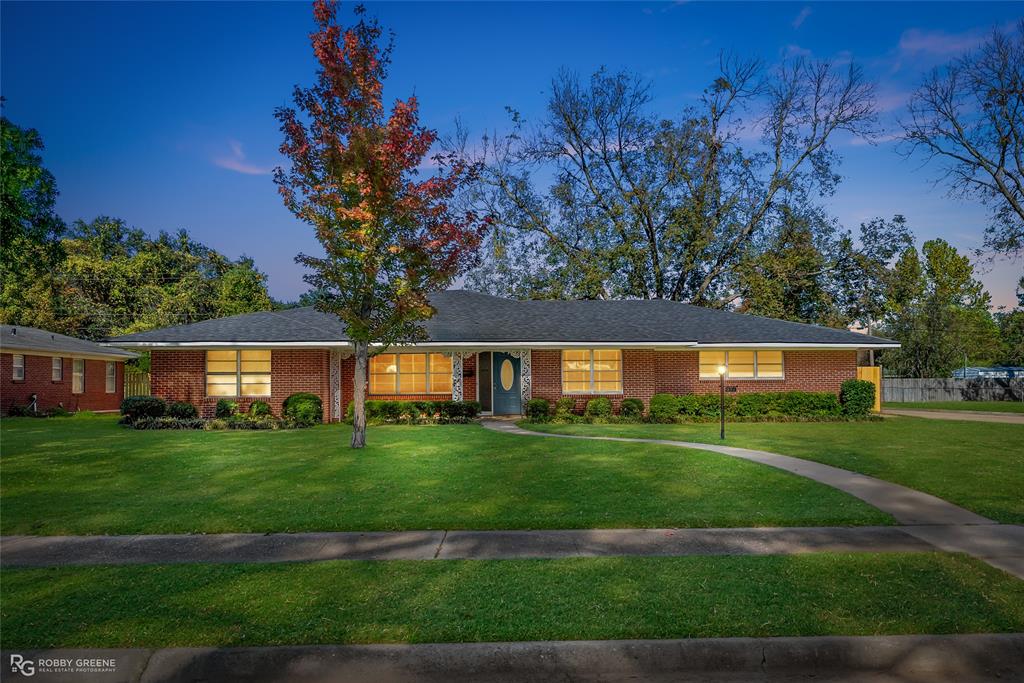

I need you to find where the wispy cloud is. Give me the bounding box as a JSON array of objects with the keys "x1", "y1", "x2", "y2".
[
  {"x1": 212, "y1": 140, "x2": 270, "y2": 175},
  {"x1": 897, "y1": 26, "x2": 988, "y2": 57},
  {"x1": 783, "y1": 44, "x2": 812, "y2": 58},
  {"x1": 792, "y1": 6, "x2": 812, "y2": 29}
]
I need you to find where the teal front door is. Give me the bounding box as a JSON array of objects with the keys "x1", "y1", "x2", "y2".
[{"x1": 492, "y1": 352, "x2": 521, "y2": 415}]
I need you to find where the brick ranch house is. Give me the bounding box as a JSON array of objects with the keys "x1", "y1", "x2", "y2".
[
  {"x1": 2, "y1": 326, "x2": 137, "y2": 414},
  {"x1": 105, "y1": 290, "x2": 899, "y2": 422}
]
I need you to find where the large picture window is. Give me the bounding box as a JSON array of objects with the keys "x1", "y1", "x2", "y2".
[
  {"x1": 699, "y1": 350, "x2": 784, "y2": 379},
  {"x1": 369, "y1": 353, "x2": 452, "y2": 395},
  {"x1": 562, "y1": 349, "x2": 622, "y2": 394},
  {"x1": 206, "y1": 350, "x2": 271, "y2": 397}
]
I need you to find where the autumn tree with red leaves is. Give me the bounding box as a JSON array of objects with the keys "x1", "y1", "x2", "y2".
[{"x1": 275, "y1": 0, "x2": 486, "y2": 448}]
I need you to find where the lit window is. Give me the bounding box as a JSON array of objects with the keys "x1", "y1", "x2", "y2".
[
  {"x1": 205, "y1": 350, "x2": 272, "y2": 397},
  {"x1": 72, "y1": 359, "x2": 85, "y2": 393},
  {"x1": 369, "y1": 353, "x2": 452, "y2": 395},
  {"x1": 12, "y1": 354, "x2": 24, "y2": 381},
  {"x1": 699, "y1": 350, "x2": 784, "y2": 379},
  {"x1": 561, "y1": 349, "x2": 622, "y2": 394},
  {"x1": 105, "y1": 362, "x2": 116, "y2": 393},
  {"x1": 52, "y1": 357, "x2": 62, "y2": 381}
]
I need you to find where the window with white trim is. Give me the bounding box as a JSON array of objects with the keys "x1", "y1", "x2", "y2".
[
  {"x1": 105, "y1": 362, "x2": 116, "y2": 393},
  {"x1": 12, "y1": 354, "x2": 25, "y2": 381},
  {"x1": 52, "y1": 357, "x2": 63, "y2": 381},
  {"x1": 206, "y1": 350, "x2": 271, "y2": 397},
  {"x1": 72, "y1": 359, "x2": 85, "y2": 393},
  {"x1": 562, "y1": 349, "x2": 622, "y2": 393},
  {"x1": 369, "y1": 353, "x2": 452, "y2": 394},
  {"x1": 699, "y1": 350, "x2": 784, "y2": 379}
]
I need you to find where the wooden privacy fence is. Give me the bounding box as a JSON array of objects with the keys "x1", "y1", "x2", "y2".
[
  {"x1": 124, "y1": 372, "x2": 151, "y2": 397},
  {"x1": 882, "y1": 377, "x2": 1024, "y2": 403}
]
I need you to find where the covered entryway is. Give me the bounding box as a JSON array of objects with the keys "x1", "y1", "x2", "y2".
[{"x1": 478, "y1": 351, "x2": 522, "y2": 415}]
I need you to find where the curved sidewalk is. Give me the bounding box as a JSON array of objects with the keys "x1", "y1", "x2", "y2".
[{"x1": 482, "y1": 420, "x2": 1024, "y2": 578}]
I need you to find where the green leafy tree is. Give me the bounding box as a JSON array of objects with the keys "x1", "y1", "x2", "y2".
[
  {"x1": 274, "y1": 1, "x2": 486, "y2": 447},
  {"x1": 464, "y1": 57, "x2": 877, "y2": 304},
  {"x1": 0, "y1": 115, "x2": 66, "y2": 328},
  {"x1": 215, "y1": 258, "x2": 274, "y2": 317},
  {"x1": 881, "y1": 239, "x2": 1001, "y2": 376}
]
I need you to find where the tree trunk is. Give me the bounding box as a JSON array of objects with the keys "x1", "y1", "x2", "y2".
[{"x1": 350, "y1": 340, "x2": 368, "y2": 448}]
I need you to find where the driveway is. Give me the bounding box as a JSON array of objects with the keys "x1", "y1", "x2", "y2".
[{"x1": 883, "y1": 408, "x2": 1024, "y2": 424}]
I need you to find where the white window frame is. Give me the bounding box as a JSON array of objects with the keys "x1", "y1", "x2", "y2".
[
  {"x1": 52, "y1": 357, "x2": 63, "y2": 382},
  {"x1": 560, "y1": 349, "x2": 623, "y2": 395},
  {"x1": 369, "y1": 352, "x2": 452, "y2": 395},
  {"x1": 12, "y1": 354, "x2": 25, "y2": 381},
  {"x1": 72, "y1": 358, "x2": 85, "y2": 394},
  {"x1": 105, "y1": 361, "x2": 116, "y2": 393},
  {"x1": 699, "y1": 350, "x2": 786, "y2": 380}
]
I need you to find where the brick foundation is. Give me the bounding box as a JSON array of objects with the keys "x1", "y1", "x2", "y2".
[{"x1": 1, "y1": 352, "x2": 125, "y2": 414}]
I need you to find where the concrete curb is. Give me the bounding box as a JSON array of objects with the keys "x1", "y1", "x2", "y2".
[
  {"x1": 5, "y1": 634, "x2": 1023, "y2": 682},
  {"x1": 883, "y1": 409, "x2": 1024, "y2": 424}
]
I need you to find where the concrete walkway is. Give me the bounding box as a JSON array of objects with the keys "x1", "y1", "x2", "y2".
[
  {"x1": 0, "y1": 526, "x2": 940, "y2": 566},
  {"x1": 482, "y1": 420, "x2": 993, "y2": 526},
  {"x1": 884, "y1": 408, "x2": 1024, "y2": 424},
  {"x1": 481, "y1": 420, "x2": 1024, "y2": 578},
  {"x1": 4, "y1": 634, "x2": 1023, "y2": 682}
]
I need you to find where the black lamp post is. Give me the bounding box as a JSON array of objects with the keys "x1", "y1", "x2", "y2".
[{"x1": 717, "y1": 365, "x2": 727, "y2": 440}]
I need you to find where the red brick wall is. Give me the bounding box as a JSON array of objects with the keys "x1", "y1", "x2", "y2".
[
  {"x1": 1, "y1": 352, "x2": 124, "y2": 414},
  {"x1": 532, "y1": 349, "x2": 857, "y2": 413},
  {"x1": 150, "y1": 349, "x2": 330, "y2": 422}
]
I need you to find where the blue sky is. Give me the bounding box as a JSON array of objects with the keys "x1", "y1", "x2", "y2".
[{"x1": 2, "y1": 1, "x2": 1022, "y2": 307}]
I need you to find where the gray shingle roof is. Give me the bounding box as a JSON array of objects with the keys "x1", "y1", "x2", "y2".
[
  {"x1": 105, "y1": 290, "x2": 897, "y2": 347},
  {"x1": 2, "y1": 326, "x2": 137, "y2": 359}
]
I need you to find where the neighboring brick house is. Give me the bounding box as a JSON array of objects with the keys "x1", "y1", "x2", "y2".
[
  {"x1": 106, "y1": 290, "x2": 898, "y2": 422},
  {"x1": 1, "y1": 326, "x2": 137, "y2": 415}
]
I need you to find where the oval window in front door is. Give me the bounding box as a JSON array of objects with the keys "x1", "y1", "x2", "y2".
[{"x1": 500, "y1": 359, "x2": 514, "y2": 391}]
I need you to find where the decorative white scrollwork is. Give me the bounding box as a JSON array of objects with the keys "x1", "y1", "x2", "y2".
[
  {"x1": 330, "y1": 349, "x2": 342, "y2": 420},
  {"x1": 505, "y1": 350, "x2": 532, "y2": 402},
  {"x1": 450, "y1": 352, "x2": 464, "y2": 401}
]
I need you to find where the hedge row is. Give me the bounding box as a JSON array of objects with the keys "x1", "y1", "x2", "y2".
[
  {"x1": 524, "y1": 380, "x2": 876, "y2": 423},
  {"x1": 120, "y1": 393, "x2": 322, "y2": 430},
  {"x1": 346, "y1": 399, "x2": 482, "y2": 424}
]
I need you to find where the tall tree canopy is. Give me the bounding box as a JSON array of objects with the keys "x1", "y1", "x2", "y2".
[
  {"x1": 902, "y1": 21, "x2": 1024, "y2": 257},
  {"x1": 880, "y1": 239, "x2": 1001, "y2": 377},
  {"x1": 1, "y1": 115, "x2": 66, "y2": 329},
  {"x1": 275, "y1": 0, "x2": 486, "y2": 447},
  {"x1": 463, "y1": 57, "x2": 877, "y2": 307}
]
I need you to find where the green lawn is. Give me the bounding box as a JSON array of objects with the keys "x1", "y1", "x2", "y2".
[
  {"x1": 523, "y1": 418, "x2": 1024, "y2": 524},
  {"x1": 3, "y1": 553, "x2": 1022, "y2": 648},
  {"x1": 0, "y1": 416, "x2": 890, "y2": 535},
  {"x1": 886, "y1": 401, "x2": 1024, "y2": 413}
]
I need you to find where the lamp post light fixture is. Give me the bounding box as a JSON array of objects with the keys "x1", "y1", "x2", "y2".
[{"x1": 716, "y1": 364, "x2": 727, "y2": 440}]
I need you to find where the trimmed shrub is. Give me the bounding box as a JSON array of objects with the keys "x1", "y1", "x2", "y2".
[
  {"x1": 584, "y1": 397, "x2": 613, "y2": 418},
  {"x1": 840, "y1": 379, "x2": 876, "y2": 417},
  {"x1": 215, "y1": 399, "x2": 239, "y2": 418},
  {"x1": 283, "y1": 392, "x2": 321, "y2": 414},
  {"x1": 619, "y1": 398, "x2": 644, "y2": 419},
  {"x1": 525, "y1": 398, "x2": 551, "y2": 421},
  {"x1": 132, "y1": 417, "x2": 206, "y2": 430},
  {"x1": 120, "y1": 396, "x2": 166, "y2": 422},
  {"x1": 648, "y1": 393, "x2": 681, "y2": 422},
  {"x1": 554, "y1": 397, "x2": 576, "y2": 417},
  {"x1": 248, "y1": 400, "x2": 272, "y2": 417},
  {"x1": 284, "y1": 396, "x2": 322, "y2": 427},
  {"x1": 166, "y1": 401, "x2": 198, "y2": 419}
]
